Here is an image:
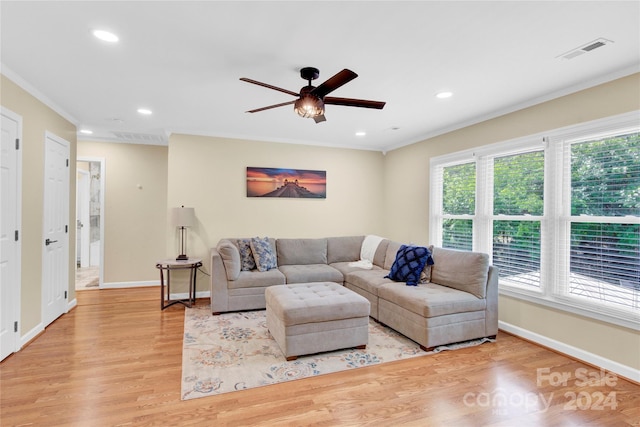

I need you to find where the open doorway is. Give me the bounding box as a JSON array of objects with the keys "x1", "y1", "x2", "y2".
[{"x1": 75, "y1": 157, "x2": 104, "y2": 290}]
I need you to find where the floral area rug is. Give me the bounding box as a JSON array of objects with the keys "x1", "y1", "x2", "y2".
[{"x1": 182, "y1": 305, "x2": 492, "y2": 400}]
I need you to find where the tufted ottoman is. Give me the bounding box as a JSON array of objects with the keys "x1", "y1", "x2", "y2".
[{"x1": 265, "y1": 282, "x2": 371, "y2": 360}]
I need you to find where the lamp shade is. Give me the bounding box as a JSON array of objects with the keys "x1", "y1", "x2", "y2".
[{"x1": 171, "y1": 206, "x2": 195, "y2": 227}]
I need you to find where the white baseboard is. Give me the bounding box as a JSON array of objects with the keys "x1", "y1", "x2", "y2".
[
  {"x1": 20, "y1": 322, "x2": 44, "y2": 349},
  {"x1": 101, "y1": 280, "x2": 159, "y2": 289},
  {"x1": 17, "y1": 299, "x2": 76, "y2": 352},
  {"x1": 499, "y1": 320, "x2": 640, "y2": 383}
]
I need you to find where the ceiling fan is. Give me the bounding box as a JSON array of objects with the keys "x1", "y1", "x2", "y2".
[{"x1": 240, "y1": 67, "x2": 386, "y2": 123}]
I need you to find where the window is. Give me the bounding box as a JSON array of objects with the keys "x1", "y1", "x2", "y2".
[
  {"x1": 492, "y1": 151, "x2": 544, "y2": 289},
  {"x1": 562, "y1": 132, "x2": 640, "y2": 312},
  {"x1": 442, "y1": 162, "x2": 475, "y2": 251},
  {"x1": 430, "y1": 111, "x2": 640, "y2": 328}
]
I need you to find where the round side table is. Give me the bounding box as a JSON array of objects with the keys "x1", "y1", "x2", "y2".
[{"x1": 155, "y1": 258, "x2": 203, "y2": 310}]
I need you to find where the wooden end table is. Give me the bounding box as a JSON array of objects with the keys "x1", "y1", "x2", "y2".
[{"x1": 156, "y1": 258, "x2": 203, "y2": 310}]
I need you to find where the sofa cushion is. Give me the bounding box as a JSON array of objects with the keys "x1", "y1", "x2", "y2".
[
  {"x1": 278, "y1": 264, "x2": 343, "y2": 284},
  {"x1": 385, "y1": 245, "x2": 434, "y2": 286},
  {"x1": 330, "y1": 261, "x2": 384, "y2": 277},
  {"x1": 327, "y1": 236, "x2": 363, "y2": 264},
  {"x1": 430, "y1": 247, "x2": 489, "y2": 299},
  {"x1": 345, "y1": 269, "x2": 394, "y2": 296},
  {"x1": 250, "y1": 236, "x2": 278, "y2": 272},
  {"x1": 373, "y1": 239, "x2": 390, "y2": 268},
  {"x1": 384, "y1": 240, "x2": 403, "y2": 270},
  {"x1": 277, "y1": 238, "x2": 327, "y2": 265},
  {"x1": 217, "y1": 239, "x2": 241, "y2": 281},
  {"x1": 227, "y1": 268, "x2": 286, "y2": 289},
  {"x1": 378, "y1": 282, "x2": 486, "y2": 317},
  {"x1": 237, "y1": 238, "x2": 256, "y2": 271}
]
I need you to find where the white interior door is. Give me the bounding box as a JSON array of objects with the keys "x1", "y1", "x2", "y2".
[
  {"x1": 1, "y1": 108, "x2": 22, "y2": 361},
  {"x1": 42, "y1": 132, "x2": 69, "y2": 327}
]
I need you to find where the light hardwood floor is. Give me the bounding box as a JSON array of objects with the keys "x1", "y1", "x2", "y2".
[{"x1": 1, "y1": 287, "x2": 638, "y2": 426}]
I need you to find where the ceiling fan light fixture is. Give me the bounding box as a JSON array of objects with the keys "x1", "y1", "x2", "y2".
[{"x1": 294, "y1": 94, "x2": 324, "y2": 118}]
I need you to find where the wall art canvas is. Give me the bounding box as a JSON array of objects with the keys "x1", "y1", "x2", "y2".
[{"x1": 246, "y1": 167, "x2": 326, "y2": 198}]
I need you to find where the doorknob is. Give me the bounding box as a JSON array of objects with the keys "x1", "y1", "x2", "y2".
[{"x1": 45, "y1": 238, "x2": 58, "y2": 246}]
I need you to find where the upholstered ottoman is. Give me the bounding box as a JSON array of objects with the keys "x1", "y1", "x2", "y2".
[{"x1": 265, "y1": 282, "x2": 371, "y2": 360}]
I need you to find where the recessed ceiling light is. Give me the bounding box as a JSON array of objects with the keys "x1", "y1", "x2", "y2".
[
  {"x1": 137, "y1": 108, "x2": 152, "y2": 115},
  {"x1": 355, "y1": 131, "x2": 366, "y2": 137},
  {"x1": 79, "y1": 129, "x2": 93, "y2": 135},
  {"x1": 92, "y1": 29, "x2": 119, "y2": 43},
  {"x1": 436, "y1": 91, "x2": 453, "y2": 99}
]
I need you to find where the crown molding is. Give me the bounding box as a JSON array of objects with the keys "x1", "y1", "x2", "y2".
[{"x1": 1, "y1": 63, "x2": 79, "y2": 126}]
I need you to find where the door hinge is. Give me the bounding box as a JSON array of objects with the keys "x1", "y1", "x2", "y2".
[
  {"x1": 14, "y1": 321, "x2": 18, "y2": 333},
  {"x1": 15, "y1": 230, "x2": 19, "y2": 241},
  {"x1": 16, "y1": 138, "x2": 20, "y2": 150},
  {"x1": 65, "y1": 225, "x2": 68, "y2": 233},
  {"x1": 64, "y1": 291, "x2": 68, "y2": 299},
  {"x1": 66, "y1": 159, "x2": 69, "y2": 167}
]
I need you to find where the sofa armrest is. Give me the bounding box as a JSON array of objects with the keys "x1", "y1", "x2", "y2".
[
  {"x1": 485, "y1": 265, "x2": 499, "y2": 336},
  {"x1": 210, "y1": 248, "x2": 230, "y2": 313}
]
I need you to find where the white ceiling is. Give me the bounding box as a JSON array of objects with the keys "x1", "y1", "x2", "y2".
[{"x1": 1, "y1": 1, "x2": 639, "y2": 152}]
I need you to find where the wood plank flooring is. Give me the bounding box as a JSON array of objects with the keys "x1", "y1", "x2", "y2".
[{"x1": 1, "y1": 287, "x2": 638, "y2": 426}]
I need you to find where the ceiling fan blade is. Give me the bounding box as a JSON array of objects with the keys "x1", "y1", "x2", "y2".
[
  {"x1": 240, "y1": 78, "x2": 299, "y2": 97},
  {"x1": 311, "y1": 69, "x2": 358, "y2": 98},
  {"x1": 313, "y1": 114, "x2": 327, "y2": 124},
  {"x1": 246, "y1": 100, "x2": 296, "y2": 113},
  {"x1": 324, "y1": 97, "x2": 386, "y2": 109}
]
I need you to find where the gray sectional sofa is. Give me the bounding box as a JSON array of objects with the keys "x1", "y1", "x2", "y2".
[{"x1": 210, "y1": 236, "x2": 498, "y2": 350}]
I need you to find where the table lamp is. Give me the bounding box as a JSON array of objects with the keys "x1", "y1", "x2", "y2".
[{"x1": 172, "y1": 205, "x2": 195, "y2": 260}]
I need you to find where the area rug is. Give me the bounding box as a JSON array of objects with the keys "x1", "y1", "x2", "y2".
[{"x1": 181, "y1": 305, "x2": 492, "y2": 400}]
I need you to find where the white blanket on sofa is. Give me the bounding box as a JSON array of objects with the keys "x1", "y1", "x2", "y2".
[{"x1": 349, "y1": 235, "x2": 384, "y2": 269}]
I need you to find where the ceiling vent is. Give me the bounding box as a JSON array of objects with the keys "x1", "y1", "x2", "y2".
[
  {"x1": 112, "y1": 131, "x2": 167, "y2": 145},
  {"x1": 558, "y1": 38, "x2": 613, "y2": 60}
]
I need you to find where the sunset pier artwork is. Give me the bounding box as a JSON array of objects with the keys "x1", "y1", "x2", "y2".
[{"x1": 247, "y1": 167, "x2": 326, "y2": 198}]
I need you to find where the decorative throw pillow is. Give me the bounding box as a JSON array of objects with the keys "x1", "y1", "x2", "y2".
[
  {"x1": 420, "y1": 245, "x2": 435, "y2": 283},
  {"x1": 385, "y1": 245, "x2": 434, "y2": 286},
  {"x1": 237, "y1": 238, "x2": 256, "y2": 271},
  {"x1": 250, "y1": 237, "x2": 277, "y2": 272}
]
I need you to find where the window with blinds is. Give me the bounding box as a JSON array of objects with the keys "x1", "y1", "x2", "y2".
[
  {"x1": 430, "y1": 111, "x2": 639, "y2": 328},
  {"x1": 442, "y1": 162, "x2": 475, "y2": 251},
  {"x1": 564, "y1": 132, "x2": 640, "y2": 311},
  {"x1": 492, "y1": 151, "x2": 544, "y2": 289}
]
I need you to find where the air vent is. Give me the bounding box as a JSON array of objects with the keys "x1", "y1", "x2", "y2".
[
  {"x1": 558, "y1": 38, "x2": 613, "y2": 60},
  {"x1": 582, "y1": 41, "x2": 606, "y2": 52},
  {"x1": 112, "y1": 131, "x2": 167, "y2": 145}
]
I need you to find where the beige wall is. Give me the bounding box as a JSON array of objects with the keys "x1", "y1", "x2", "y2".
[
  {"x1": 1, "y1": 74, "x2": 77, "y2": 334},
  {"x1": 167, "y1": 133, "x2": 386, "y2": 292},
  {"x1": 77, "y1": 141, "x2": 168, "y2": 283},
  {"x1": 383, "y1": 72, "x2": 640, "y2": 370}
]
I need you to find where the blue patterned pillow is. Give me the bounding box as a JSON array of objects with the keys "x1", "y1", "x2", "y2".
[
  {"x1": 385, "y1": 245, "x2": 434, "y2": 286},
  {"x1": 250, "y1": 237, "x2": 277, "y2": 272},
  {"x1": 237, "y1": 239, "x2": 256, "y2": 271}
]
